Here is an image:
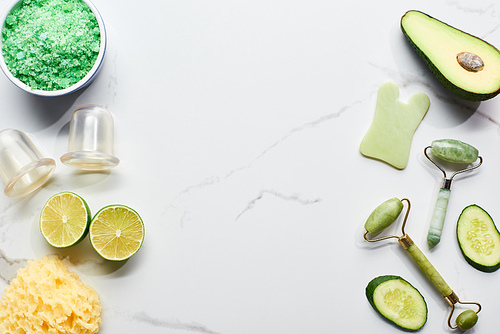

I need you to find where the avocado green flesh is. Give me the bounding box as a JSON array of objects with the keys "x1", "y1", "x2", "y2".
[
  {"x1": 457, "y1": 205, "x2": 500, "y2": 272},
  {"x1": 401, "y1": 10, "x2": 500, "y2": 101},
  {"x1": 366, "y1": 275, "x2": 427, "y2": 331}
]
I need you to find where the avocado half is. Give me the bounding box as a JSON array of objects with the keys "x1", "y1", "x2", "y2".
[{"x1": 401, "y1": 10, "x2": 500, "y2": 101}]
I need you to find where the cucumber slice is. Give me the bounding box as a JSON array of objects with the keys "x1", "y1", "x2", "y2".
[
  {"x1": 366, "y1": 275, "x2": 427, "y2": 331},
  {"x1": 457, "y1": 204, "x2": 500, "y2": 272}
]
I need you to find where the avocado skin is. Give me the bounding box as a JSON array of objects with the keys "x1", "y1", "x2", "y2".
[{"x1": 401, "y1": 10, "x2": 500, "y2": 102}]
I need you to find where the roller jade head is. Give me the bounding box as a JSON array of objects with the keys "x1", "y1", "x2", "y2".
[
  {"x1": 364, "y1": 198, "x2": 403, "y2": 235},
  {"x1": 456, "y1": 309, "x2": 479, "y2": 331},
  {"x1": 429, "y1": 139, "x2": 479, "y2": 164},
  {"x1": 425, "y1": 139, "x2": 482, "y2": 249},
  {"x1": 364, "y1": 198, "x2": 481, "y2": 331}
]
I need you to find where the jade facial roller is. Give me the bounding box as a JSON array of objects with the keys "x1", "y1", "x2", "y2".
[
  {"x1": 424, "y1": 139, "x2": 482, "y2": 249},
  {"x1": 364, "y1": 197, "x2": 481, "y2": 331}
]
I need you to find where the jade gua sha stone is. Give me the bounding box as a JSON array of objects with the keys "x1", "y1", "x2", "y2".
[{"x1": 360, "y1": 82, "x2": 430, "y2": 169}]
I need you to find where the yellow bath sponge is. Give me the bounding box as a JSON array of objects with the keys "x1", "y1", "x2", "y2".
[{"x1": 0, "y1": 256, "x2": 101, "y2": 334}]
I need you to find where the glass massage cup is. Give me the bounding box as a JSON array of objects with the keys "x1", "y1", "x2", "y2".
[
  {"x1": 0, "y1": 129, "x2": 55, "y2": 197},
  {"x1": 60, "y1": 105, "x2": 119, "y2": 170}
]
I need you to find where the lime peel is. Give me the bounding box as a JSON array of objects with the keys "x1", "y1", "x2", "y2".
[
  {"x1": 40, "y1": 191, "x2": 91, "y2": 248},
  {"x1": 89, "y1": 204, "x2": 145, "y2": 261}
]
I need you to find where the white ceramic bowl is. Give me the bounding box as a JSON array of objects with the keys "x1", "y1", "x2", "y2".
[{"x1": 0, "y1": 0, "x2": 106, "y2": 97}]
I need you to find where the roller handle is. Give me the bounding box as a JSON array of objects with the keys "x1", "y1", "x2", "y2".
[
  {"x1": 427, "y1": 186, "x2": 451, "y2": 249},
  {"x1": 405, "y1": 241, "x2": 453, "y2": 297}
]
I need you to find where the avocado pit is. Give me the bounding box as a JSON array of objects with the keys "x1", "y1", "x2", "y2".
[{"x1": 457, "y1": 52, "x2": 484, "y2": 72}]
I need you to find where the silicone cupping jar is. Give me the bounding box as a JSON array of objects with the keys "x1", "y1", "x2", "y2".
[
  {"x1": 0, "y1": 129, "x2": 55, "y2": 197},
  {"x1": 60, "y1": 105, "x2": 119, "y2": 171}
]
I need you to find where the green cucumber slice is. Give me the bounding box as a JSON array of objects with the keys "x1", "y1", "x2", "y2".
[
  {"x1": 457, "y1": 204, "x2": 500, "y2": 272},
  {"x1": 366, "y1": 275, "x2": 427, "y2": 331}
]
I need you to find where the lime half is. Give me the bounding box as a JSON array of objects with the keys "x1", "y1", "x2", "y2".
[
  {"x1": 89, "y1": 205, "x2": 145, "y2": 261},
  {"x1": 40, "y1": 191, "x2": 91, "y2": 248}
]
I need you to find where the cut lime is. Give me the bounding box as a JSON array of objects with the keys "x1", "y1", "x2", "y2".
[
  {"x1": 89, "y1": 205, "x2": 145, "y2": 261},
  {"x1": 40, "y1": 191, "x2": 91, "y2": 248}
]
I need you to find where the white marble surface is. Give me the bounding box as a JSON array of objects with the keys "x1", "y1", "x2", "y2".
[{"x1": 1, "y1": 0, "x2": 500, "y2": 332}]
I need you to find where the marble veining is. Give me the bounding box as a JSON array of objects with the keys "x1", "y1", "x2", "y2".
[
  {"x1": 0, "y1": 249, "x2": 28, "y2": 284},
  {"x1": 446, "y1": 0, "x2": 496, "y2": 15},
  {"x1": 165, "y1": 96, "x2": 368, "y2": 226},
  {"x1": 236, "y1": 189, "x2": 322, "y2": 221},
  {"x1": 1, "y1": 0, "x2": 500, "y2": 333},
  {"x1": 111, "y1": 310, "x2": 221, "y2": 334}
]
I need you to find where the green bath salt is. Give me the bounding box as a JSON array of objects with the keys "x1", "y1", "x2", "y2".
[{"x1": 1, "y1": 0, "x2": 100, "y2": 91}]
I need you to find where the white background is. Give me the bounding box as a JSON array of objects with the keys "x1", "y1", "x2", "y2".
[{"x1": 1, "y1": 0, "x2": 500, "y2": 333}]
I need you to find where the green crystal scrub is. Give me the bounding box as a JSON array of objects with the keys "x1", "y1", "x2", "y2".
[{"x1": 2, "y1": 0, "x2": 100, "y2": 91}]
